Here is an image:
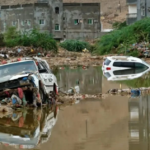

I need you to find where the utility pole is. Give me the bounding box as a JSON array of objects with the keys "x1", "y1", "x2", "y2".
[{"x1": 137, "y1": 0, "x2": 141, "y2": 20}]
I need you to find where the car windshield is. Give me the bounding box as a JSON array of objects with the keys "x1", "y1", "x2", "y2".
[{"x1": 0, "y1": 61, "x2": 37, "y2": 78}]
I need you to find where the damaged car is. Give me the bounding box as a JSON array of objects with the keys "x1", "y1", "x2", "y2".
[{"x1": 0, "y1": 57, "x2": 58, "y2": 107}]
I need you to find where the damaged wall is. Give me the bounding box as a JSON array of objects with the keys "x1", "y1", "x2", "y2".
[
  {"x1": 0, "y1": 1, "x2": 101, "y2": 40},
  {"x1": 63, "y1": 3, "x2": 101, "y2": 40},
  {"x1": 0, "y1": 4, "x2": 34, "y2": 32},
  {"x1": 49, "y1": 0, "x2": 63, "y2": 39},
  {"x1": 34, "y1": 3, "x2": 51, "y2": 33}
]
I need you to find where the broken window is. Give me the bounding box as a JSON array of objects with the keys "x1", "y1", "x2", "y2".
[
  {"x1": 55, "y1": 24, "x2": 60, "y2": 31},
  {"x1": 74, "y1": 19, "x2": 79, "y2": 25},
  {"x1": 39, "y1": 19, "x2": 45, "y2": 25},
  {"x1": 88, "y1": 19, "x2": 93, "y2": 25},
  {"x1": 12, "y1": 21, "x2": 17, "y2": 26},
  {"x1": 55, "y1": 7, "x2": 59, "y2": 14}
]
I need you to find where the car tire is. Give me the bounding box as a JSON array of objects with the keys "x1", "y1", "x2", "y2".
[{"x1": 39, "y1": 88, "x2": 46, "y2": 104}]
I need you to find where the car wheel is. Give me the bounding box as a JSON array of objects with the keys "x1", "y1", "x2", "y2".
[{"x1": 39, "y1": 88, "x2": 46, "y2": 104}]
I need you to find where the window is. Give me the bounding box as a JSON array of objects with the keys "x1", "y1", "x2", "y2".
[
  {"x1": 3, "y1": 22, "x2": 6, "y2": 27},
  {"x1": 21, "y1": 21, "x2": 25, "y2": 26},
  {"x1": 104, "y1": 59, "x2": 111, "y2": 66},
  {"x1": 55, "y1": 7, "x2": 59, "y2": 14},
  {"x1": 27, "y1": 20, "x2": 31, "y2": 26},
  {"x1": 141, "y1": 8, "x2": 145, "y2": 16},
  {"x1": 74, "y1": 19, "x2": 79, "y2": 25},
  {"x1": 63, "y1": 17, "x2": 65, "y2": 20},
  {"x1": 12, "y1": 21, "x2": 17, "y2": 26},
  {"x1": 113, "y1": 69, "x2": 135, "y2": 75},
  {"x1": 55, "y1": 24, "x2": 60, "y2": 31},
  {"x1": 39, "y1": 19, "x2": 45, "y2": 25},
  {"x1": 104, "y1": 72, "x2": 111, "y2": 78},
  {"x1": 88, "y1": 19, "x2": 93, "y2": 25},
  {"x1": 113, "y1": 62, "x2": 135, "y2": 68}
]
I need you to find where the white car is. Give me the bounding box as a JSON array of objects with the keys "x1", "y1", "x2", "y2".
[
  {"x1": 102, "y1": 56, "x2": 150, "y2": 81},
  {"x1": 0, "y1": 57, "x2": 58, "y2": 104}
]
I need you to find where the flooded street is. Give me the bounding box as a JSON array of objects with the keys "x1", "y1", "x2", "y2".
[{"x1": 0, "y1": 66, "x2": 148, "y2": 150}]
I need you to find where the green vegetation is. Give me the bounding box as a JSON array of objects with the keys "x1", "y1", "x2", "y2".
[
  {"x1": 94, "y1": 18, "x2": 150, "y2": 55},
  {"x1": 119, "y1": 77, "x2": 150, "y2": 88},
  {"x1": 112, "y1": 21, "x2": 127, "y2": 30},
  {"x1": 3, "y1": 27, "x2": 58, "y2": 53},
  {"x1": 60, "y1": 40, "x2": 91, "y2": 52}
]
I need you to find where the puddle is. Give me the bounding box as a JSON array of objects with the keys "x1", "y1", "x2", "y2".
[{"x1": 0, "y1": 66, "x2": 150, "y2": 150}]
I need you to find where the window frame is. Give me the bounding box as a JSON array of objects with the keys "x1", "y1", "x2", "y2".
[
  {"x1": 39, "y1": 19, "x2": 45, "y2": 25},
  {"x1": 27, "y1": 20, "x2": 31, "y2": 26},
  {"x1": 55, "y1": 24, "x2": 60, "y2": 31},
  {"x1": 55, "y1": 7, "x2": 59, "y2": 14},
  {"x1": 74, "y1": 19, "x2": 79, "y2": 25},
  {"x1": 12, "y1": 21, "x2": 17, "y2": 26},
  {"x1": 88, "y1": 19, "x2": 93, "y2": 25}
]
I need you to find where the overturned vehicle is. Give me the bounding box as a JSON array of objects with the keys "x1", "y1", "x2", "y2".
[{"x1": 0, "y1": 57, "x2": 58, "y2": 108}]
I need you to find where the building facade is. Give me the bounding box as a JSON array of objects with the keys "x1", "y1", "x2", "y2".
[
  {"x1": 63, "y1": 3, "x2": 101, "y2": 40},
  {"x1": 127, "y1": 0, "x2": 150, "y2": 25},
  {"x1": 0, "y1": 0, "x2": 100, "y2": 40}
]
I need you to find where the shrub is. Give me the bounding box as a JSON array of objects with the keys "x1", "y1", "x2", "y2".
[
  {"x1": 112, "y1": 21, "x2": 127, "y2": 30},
  {"x1": 0, "y1": 34, "x2": 5, "y2": 47},
  {"x1": 60, "y1": 40, "x2": 90, "y2": 52},
  {"x1": 94, "y1": 18, "x2": 150, "y2": 55},
  {"x1": 3, "y1": 27, "x2": 58, "y2": 53},
  {"x1": 127, "y1": 50, "x2": 139, "y2": 57}
]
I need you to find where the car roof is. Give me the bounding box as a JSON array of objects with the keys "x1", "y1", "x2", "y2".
[{"x1": 0, "y1": 57, "x2": 44, "y2": 66}]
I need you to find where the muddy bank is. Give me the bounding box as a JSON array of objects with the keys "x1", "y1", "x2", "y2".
[{"x1": 1, "y1": 46, "x2": 150, "y2": 67}]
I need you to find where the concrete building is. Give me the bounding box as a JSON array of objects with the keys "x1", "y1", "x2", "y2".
[
  {"x1": 126, "y1": 0, "x2": 150, "y2": 25},
  {"x1": 63, "y1": 3, "x2": 101, "y2": 40},
  {"x1": 0, "y1": 0, "x2": 101, "y2": 40}
]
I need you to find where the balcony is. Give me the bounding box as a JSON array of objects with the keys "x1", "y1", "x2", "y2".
[
  {"x1": 126, "y1": 0, "x2": 137, "y2": 4},
  {"x1": 126, "y1": 13, "x2": 137, "y2": 25}
]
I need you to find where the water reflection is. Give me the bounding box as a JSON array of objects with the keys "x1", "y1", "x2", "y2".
[
  {"x1": 54, "y1": 66, "x2": 102, "y2": 94},
  {"x1": 0, "y1": 106, "x2": 58, "y2": 149},
  {"x1": 102, "y1": 56, "x2": 150, "y2": 81},
  {"x1": 129, "y1": 95, "x2": 150, "y2": 150}
]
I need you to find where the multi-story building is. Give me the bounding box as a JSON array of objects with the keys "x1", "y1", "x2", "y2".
[
  {"x1": 126, "y1": 0, "x2": 150, "y2": 25},
  {"x1": 0, "y1": 0, "x2": 101, "y2": 40}
]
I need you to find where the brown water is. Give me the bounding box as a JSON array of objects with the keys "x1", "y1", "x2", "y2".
[{"x1": 0, "y1": 66, "x2": 148, "y2": 150}]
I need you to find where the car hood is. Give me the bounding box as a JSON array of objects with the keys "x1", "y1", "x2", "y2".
[{"x1": 0, "y1": 74, "x2": 29, "y2": 83}]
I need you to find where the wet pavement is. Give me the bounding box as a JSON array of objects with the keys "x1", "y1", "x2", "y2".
[{"x1": 0, "y1": 66, "x2": 149, "y2": 150}]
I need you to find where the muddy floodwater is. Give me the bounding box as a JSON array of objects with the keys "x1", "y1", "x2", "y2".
[{"x1": 0, "y1": 66, "x2": 149, "y2": 150}]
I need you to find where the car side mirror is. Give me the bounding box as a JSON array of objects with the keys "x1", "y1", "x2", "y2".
[{"x1": 39, "y1": 68, "x2": 47, "y2": 73}]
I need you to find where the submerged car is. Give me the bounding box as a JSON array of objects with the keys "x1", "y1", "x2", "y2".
[
  {"x1": 0, "y1": 57, "x2": 58, "y2": 105},
  {"x1": 102, "y1": 56, "x2": 150, "y2": 81}
]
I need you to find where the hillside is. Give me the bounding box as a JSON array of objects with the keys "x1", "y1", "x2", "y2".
[{"x1": 0, "y1": 0, "x2": 127, "y2": 29}]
